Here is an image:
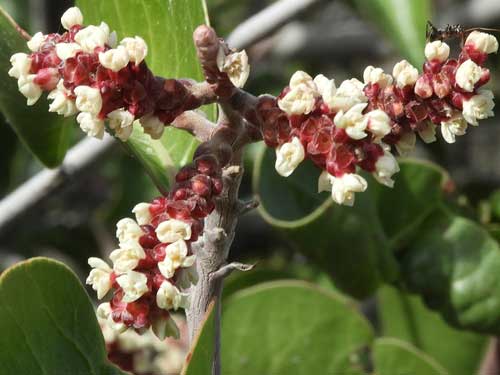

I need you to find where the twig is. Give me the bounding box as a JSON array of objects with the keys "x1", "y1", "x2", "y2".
[{"x1": 211, "y1": 262, "x2": 256, "y2": 280}]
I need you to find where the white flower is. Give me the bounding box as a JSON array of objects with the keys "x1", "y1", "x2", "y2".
[
  {"x1": 334, "y1": 102, "x2": 368, "y2": 140},
  {"x1": 274, "y1": 137, "x2": 305, "y2": 177},
  {"x1": 440, "y1": 113, "x2": 468, "y2": 143},
  {"x1": 392, "y1": 60, "x2": 419, "y2": 88},
  {"x1": 77, "y1": 112, "x2": 105, "y2": 139},
  {"x1": 278, "y1": 71, "x2": 319, "y2": 115},
  {"x1": 108, "y1": 31, "x2": 118, "y2": 48},
  {"x1": 139, "y1": 114, "x2": 164, "y2": 139},
  {"x1": 120, "y1": 36, "x2": 148, "y2": 65},
  {"x1": 27, "y1": 32, "x2": 45, "y2": 52},
  {"x1": 156, "y1": 281, "x2": 186, "y2": 310},
  {"x1": 373, "y1": 151, "x2": 400, "y2": 188},
  {"x1": 329, "y1": 78, "x2": 367, "y2": 112},
  {"x1": 289, "y1": 70, "x2": 317, "y2": 91},
  {"x1": 465, "y1": 31, "x2": 498, "y2": 54},
  {"x1": 158, "y1": 240, "x2": 196, "y2": 279},
  {"x1": 318, "y1": 171, "x2": 367, "y2": 206},
  {"x1": 17, "y1": 75, "x2": 42, "y2": 106},
  {"x1": 61, "y1": 7, "x2": 83, "y2": 30},
  {"x1": 424, "y1": 41, "x2": 450, "y2": 62},
  {"x1": 314, "y1": 74, "x2": 336, "y2": 107},
  {"x1": 8, "y1": 53, "x2": 31, "y2": 79},
  {"x1": 74, "y1": 85, "x2": 102, "y2": 114},
  {"x1": 86, "y1": 257, "x2": 112, "y2": 299},
  {"x1": 365, "y1": 109, "x2": 391, "y2": 140},
  {"x1": 48, "y1": 80, "x2": 77, "y2": 117},
  {"x1": 75, "y1": 24, "x2": 109, "y2": 53},
  {"x1": 132, "y1": 203, "x2": 152, "y2": 225},
  {"x1": 109, "y1": 240, "x2": 146, "y2": 274},
  {"x1": 155, "y1": 219, "x2": 192, "y2": 243},
  {"x1": 418, "y1": 122, "x2": 437, "y2": 143},
  {"x1": 455, "y1": 59, "x2": 483, "y2": 92},
  {"x1": 107, "y1": 108, "x2": 134, "y2": 141},
  {"x1": 363, "y1": 66, "x2": 393, "y2": 88},
  {"x1": 97, "y1": 302, "x2": 127, "y2": 334},
  {"x1": 117, "y1": 271, "x2": 149, "y2": 303},
  {"x1": 99, "y1": 46, "x2": 130, "y2": 72},
  {"x1": 462, "y1": 89, "x2": 495, "y2": 125},
  {"x1": 395, "y1": 132, "x2": 416, "y2": 156},
  {"x1": 217, "y1": 49, "x2": 250, "y2": 88},
  {"x1": 55, "y1": 43, "x2": 82, "y2": 60},
  {"x1": 116, "y1": 218, "x2": 144, "y2": 244}
]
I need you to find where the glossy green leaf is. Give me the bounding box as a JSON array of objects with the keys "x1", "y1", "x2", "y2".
[
  {"x1": 220, "y1": 281, "x2": 373, "y2": 374},
  {"x1": 77, "y1": 0, "x2": 215, "y2": 190},
  {"x1": 0, "y1": 7, "x2": 71, "y2": 168},
  {"x1": 0, "y1": 257, "x2": 127, "y2": 375},
  {"x1": 373, "y1": 338, "x2": 448, "y2": 375},
  {"x1": 353, "y1": 0, "x2": 431, "y2": 66},
  {"x1": 400, "y1": 208, "x2": 500, "y2": 334},
  {"x1": 378, "y1": 285, "x2": 487, "y2": 375}
]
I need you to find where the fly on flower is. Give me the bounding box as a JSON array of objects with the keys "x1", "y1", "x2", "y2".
[{"x1": 426, "y1": 21, "x2": 500, "y2": 44}]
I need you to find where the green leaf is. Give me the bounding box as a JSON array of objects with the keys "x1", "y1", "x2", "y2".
[
  {"x1": 77, "y1": 0, "x2": 215, "y2": 190},
  {"x1": 373, "y1": 337, "x2": 448, "y2": 375},
  {"x1": 378, "y1": 285, "x2": 487, "y2": 375},
  {"x1": 0, "y1": 7, "x2": 71, "y2": 168},
  {"x1": 353, "y1": 0, "x2": 431, "y2": 66},
  {"x1": 0, "y1": 257, "x2": 127, "y2": 375},
  {"x1": 221, "y1": 281, "x2": 374, "y2": 374},
  {"x1": 400, "y1": 208, "x2": 500, "y2": 334}
]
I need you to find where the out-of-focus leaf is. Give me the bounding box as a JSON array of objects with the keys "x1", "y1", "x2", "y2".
[
  {"x1": 378, "y1": 285, "x2": 487, "y2": 375},
  {"x1": 78, "y1": 0, "x2": 215, "y2": 191},
  {"x1": 221, "y1": 281, "x2": 373, "y2": 374},
  {"x1": 0, "y1": 7, "x2": 72, "y2": 168},
  {"x1": 0, "y1": 257, "x2": 127, "y2": 375},
  {"x1": 353, "y1": 0, "x2": 431, "y2": 66},
  {"x1": 373, "y1": 337, "x2": 447, "y2": 375},
  {"x1": 400, "y1": 208, "x2": 500, "y2": 334}
]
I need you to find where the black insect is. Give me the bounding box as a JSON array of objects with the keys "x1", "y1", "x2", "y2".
[{"x1": 426, "y1": 21, "x2": 500, "y2": 44}]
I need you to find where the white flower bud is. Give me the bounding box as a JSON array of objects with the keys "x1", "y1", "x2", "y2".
[
  {"x1": 217, "y1": 49, "x2": 250, "y2": 88},
  {"x1": 319, "y1": 172, "x2": 367, "y2": 206},
  {"x1": 139, "y1": 114, "x2": 164, "y2": 139},
  {"x1": 455, "y1": 59, "x2": 483, "y2": 92},
  {"x1": 289, "y1": 71, "x2": 317, "y2": 91},
  {"x1": 329, "y1": 78, "x2": 367, "y2": 112},
  {"x1": 74, "y1": 85, "x2": 102, "y2": 114},
  {"x1": 465, "y1": 31, "x2": 498, "y2": 54},
  {"x1": 117, "y1": 271, "x2": 149, "y2": 303},
  {"x1": 275, "y1": 137, "x2": 305, "y2": 177},
  {"x1": 110, "y1": 240, "x2": 146, "y2": 274},
  {"x1": 17, "y1": 75, "x2": 42, "y2": 106},
  {"x1": 107, "y1": 108, "x2": 134, "y2": 141},
  {"x1": 363, "y1": 66, "x2": 393, "y2": 88},
  {"x1": 424, "y1": 41, "x2": 450, "y2": 63},
  {"x1": 278, "y1": 84, "x2": 317, "y2": 115},
  {"x1": 365, "y1": 109, "x2": 391, "y2": 140},
  {"x1": 27, "y1": 32, "x2": 45, "y2": 52},
  {"x1": 55, "y1": 43, "x2": 82, "y2": 61},
  {"x1": 334, "y1": 103, "x2": 368, "y2": 140},
  {"x1": 75, "y1": 25, "x2": 109, "y2": 53},
  {"x1": 373, "y1": 151, "x2": 400, "y2": 188},
  {"x1": 97, "y1": 303, "x2": 127, "y2": 334},
  {"x1": 156, "y1": 219, "x2": 192, "y2": 243},
  {"x1": 462, "y1": 89, "x2": 495, "y2": 126},
  {"x1": 120, "y1": 36, "x2": 148, "y2": 65},
  {"x1": 61, "y1": 7, "x2": 83, "y2": 30},
  {"x1": 440, "y1": 113, "x2": 467, "y2": 143},
  {"x1": 395, "y1": 132, "x2": 416, "y2": 156},
  {"x1": 132, "y1": 202, "x2": 152, "y2": 225},
  {"x1": 8, "y1": 53, "x2": 31, "y2": 79},
  {"x1": 76, "y1": 112, "x2": 105, "y2": 139},
  {"x1": 116, "y1": 217, "x2": 144, "y2": 244},
  {"x1": 48, "y1": 80, "x2": 77, "y2": 117},
  {"x1": 158, "y1": 240, "x2": 196, "y2": 279},
  {"x1": 418, "y1": 122, "x2": 437, "y2": 144},
  {"x1": 99, "y1": 46, "x2": 130, "y2": 72},
  {"x1": 392, "y1": 60, "x2": 419, "y2": 88},
  {"x1": 314, "y1": 74, "x2": 336, "y2": 108},
  {"x1": 86, "y1": 257, "x2": 112, "y2": 299},
  {"x1": 156, "y1": 281, "x2": 185, "y2": 310}
]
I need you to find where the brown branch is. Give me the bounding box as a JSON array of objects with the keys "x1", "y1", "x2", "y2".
[{"x1": 171, "y1": 110, "x2": 216, "y2": 142}]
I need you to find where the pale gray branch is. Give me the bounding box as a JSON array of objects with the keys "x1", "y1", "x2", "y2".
[{"x1": 211, "y1": 262, "x2": 256, "y2": 281}]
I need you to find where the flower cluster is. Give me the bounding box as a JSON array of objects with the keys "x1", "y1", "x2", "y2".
[
  {"x1": 8, "y1": 7, "x2": 205, "y2": 141},
  {"x1": 86, "y1": 154, "x2": 223, "y2": 338},
  {"x1": 258, "y1": 32, "x2": 497, "y2": 206}
]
